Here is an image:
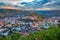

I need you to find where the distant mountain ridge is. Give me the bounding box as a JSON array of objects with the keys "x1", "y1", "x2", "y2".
[
  {"x1": 0, "y1": 9, "x2": 60, "y2": 19},
  {"x1": 28, "y1": 10, "x2": 60, "y2": 17},
  {"x1": 0, "y1": 9, "x2": 30, "y2": 18}
]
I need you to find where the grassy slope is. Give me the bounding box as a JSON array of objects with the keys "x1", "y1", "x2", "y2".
[{"x1": 0, "y1": 27, "x2": 60, "y2": 40}]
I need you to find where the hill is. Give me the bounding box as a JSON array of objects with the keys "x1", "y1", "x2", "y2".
[{"x1": 0, "y1": 9, "x2": 42, "y2": 19}]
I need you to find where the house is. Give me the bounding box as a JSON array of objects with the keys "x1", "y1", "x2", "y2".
[
  {"x1": 31, "y1": 22, "x2": 38, "y2": 27},
  {"x1": 0, "y1": 21, "x2": 4, "y2": 26}
]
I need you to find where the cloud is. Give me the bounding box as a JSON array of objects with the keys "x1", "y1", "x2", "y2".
[
  {"x1": 43, "y1": 1, "x2": 55, "y2": 6},
  {"x1": 17, "y1": 4, "x2": 25, "y2": 7},
  {"x1": 22, "y1": 0, "x2": 34, "y2": 2},
  {"x1": 0, "y1": 6, "x2": 19, "y2": 10},
  {"x1": 24, "y1": 7, "x2": 54, "y2": 10},
  {"x1": 0, "y1": 0, "x2": 60, "y2": 10}
]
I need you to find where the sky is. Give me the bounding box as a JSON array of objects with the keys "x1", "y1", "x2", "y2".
[{"x1": 0, "y1": 0, "x2": 60, "y2": 10}]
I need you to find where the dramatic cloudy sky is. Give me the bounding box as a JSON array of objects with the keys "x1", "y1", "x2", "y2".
[{"x1": 0, "y1": 0, "x2": 60, "y2": 10}]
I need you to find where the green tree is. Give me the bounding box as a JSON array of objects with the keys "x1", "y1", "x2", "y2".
[{"x1": 57, "y1": 20, "x2": 60, "y2": 27}]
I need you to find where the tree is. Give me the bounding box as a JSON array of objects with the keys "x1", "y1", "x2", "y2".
[{"x1": 57, "y1": 20, "x2": 60, "y2": 27}]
